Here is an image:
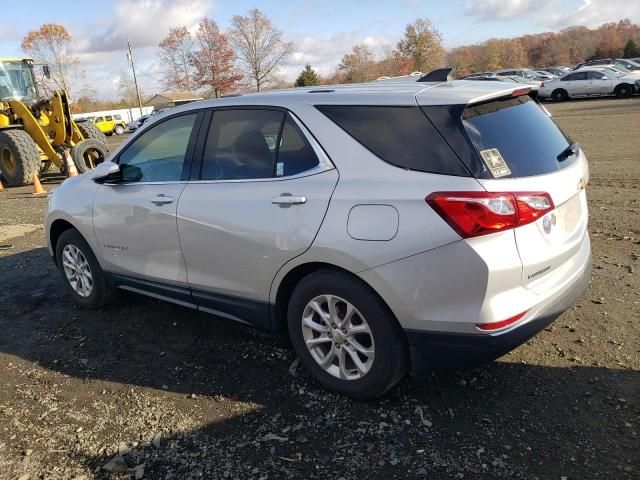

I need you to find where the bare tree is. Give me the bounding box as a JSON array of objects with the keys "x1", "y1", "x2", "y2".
[
  {"x1": 158, "y1": 26, "x2": 196, "y2": 92},
  {"x1": 21, "y1": 23, "x2": 79, "y2": 97},
  {"x1": 118, "y1": 70, "x2": 145, "y2": 106},
  {"x1": 230, "y1": 9, "x2": 293, "y2": 92},
  {"x1": 193, "y1": 18, "x2": 243, "y2": 98}
]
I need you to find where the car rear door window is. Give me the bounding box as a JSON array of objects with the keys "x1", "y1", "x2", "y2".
[
  {"x1": 118, "y1": 113, "x2": 198, "y2": 182},
  {"x1": 562, "y1": 72, "x2": 587, "y2": 81},
  {"x1": 276, "y1": 116, "x2": 320, "y2": 177},
  {"x1": 201, "y1": 109, "x2": 284, "y2": 180},
  {"x1": 316, "y1": 105, "x2": 468, "y2": 176}
]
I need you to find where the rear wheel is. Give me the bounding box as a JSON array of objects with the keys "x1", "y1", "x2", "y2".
[
  {"x1": 287, "y1": 269, "x2": 407, "y2": 400},
  {"x1": 55, "y1": 229, "x2": 113, "y2": 309},
  {"x1": 614, "y1": 84, "x2": 632, "y2": 98},
  {"x1": 551, "y1": 89, "x2": 568, "y2": 102},
  {"x1": 0, "y1": 129, "x2": 41, "y2": 186},
  {"x1": 71, "y1": 139, "x2": 108, "y2": 173},
  {"x1": 76, "y1": 121, "x2": 108, "y2": 152}
]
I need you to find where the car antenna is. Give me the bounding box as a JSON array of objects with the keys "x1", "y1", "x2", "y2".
[{"x1": 417, "y1": 67, "x2": 453, "y2": 83}]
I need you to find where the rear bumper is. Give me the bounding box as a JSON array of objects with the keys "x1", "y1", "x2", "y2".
[{"x1": 406, "y1": 259, "x2": 591, "y2": 373}]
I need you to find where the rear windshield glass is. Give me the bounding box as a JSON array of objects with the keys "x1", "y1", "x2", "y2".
[
  {"x1": 316, "y1": 105, "x2": 469, "y2": 176},
  {"x1": 462, "y1": 96, "x2": 574, "y2": 177}
]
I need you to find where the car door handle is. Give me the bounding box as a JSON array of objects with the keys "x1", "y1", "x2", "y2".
[
  {"x1": 271, "y1": 194, "x2": 307, "y2": 205},
  {"x1": 150, "y1": 194, "x2": 174, "y2": 206}
]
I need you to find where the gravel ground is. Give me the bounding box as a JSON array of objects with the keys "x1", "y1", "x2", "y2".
[{"x1": 0, "y1": 99, "x2": 638, "y2": 480}]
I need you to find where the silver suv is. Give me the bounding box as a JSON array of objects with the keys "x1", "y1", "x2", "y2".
[{"x1": 46, "y1": 78, "x2": 591, "y2": 399}]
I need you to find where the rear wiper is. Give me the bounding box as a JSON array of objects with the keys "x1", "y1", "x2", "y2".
[{"x1": 557, "y1": 142, "x2": 579, "y2": 162}]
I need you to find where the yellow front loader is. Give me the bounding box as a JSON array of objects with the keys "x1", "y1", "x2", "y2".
[{"x1": 0, "y1": 58, "x2": 108, "y2": 186}]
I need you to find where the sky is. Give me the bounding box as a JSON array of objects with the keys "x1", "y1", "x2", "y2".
[{"x1": 1, "y1": 0, "x2": 639, "y2": 99}]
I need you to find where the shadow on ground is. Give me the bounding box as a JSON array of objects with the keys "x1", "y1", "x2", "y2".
[{"x1": 0, "y1": 248, "x2": 637, "y2": 479}]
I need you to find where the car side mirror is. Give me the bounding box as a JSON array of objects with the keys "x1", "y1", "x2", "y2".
[
  {"x1": 42, "y1": 65, "x2": 51, "y2": 79},
  {"x1": 93, "y1": 162, "x2": 122, "y2": 184}
]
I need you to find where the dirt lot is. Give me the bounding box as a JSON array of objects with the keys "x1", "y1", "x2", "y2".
[{"x1": 0, "y1": 100, "x2": 638, "y2": 480}]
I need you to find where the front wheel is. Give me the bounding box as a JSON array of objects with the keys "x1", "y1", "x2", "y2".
[
  {"x1": 114, "y1": 124, "x2": 125, "y2": 135},
  {"x1": 287, "y1": 270, "x2": 407, "y2": 400},
  {"x1": 614, "y1": 84, "x2": 633, "y2": 98},
  {"x1": 55, "y1": 229, "x2": 114, "y2": 309}
]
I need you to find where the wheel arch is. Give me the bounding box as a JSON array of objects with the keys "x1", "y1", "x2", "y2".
[
  {"x1": 270, "y1": 261, "x2": 402, "y2": 343},
  {"x1": 49, "y1": 218, "x2": 76, "y2": 264}
]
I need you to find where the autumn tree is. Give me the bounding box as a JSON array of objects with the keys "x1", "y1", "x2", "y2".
[
  {"x1": 294, "y1": 63, "x2": 319, "y2": 87},
  {"x1": 378, "y1": 46, "x2": 412, "y2": 77},
  {"x1": 338, "y1": 44, "x2": 375, "y2": 83},
  {"x1": 193, "y1": 18, "x2": 243, "y2": 98},
  {"x1": 397, "y1": 18, "x2": 445, "y2": 73},
  {"x1": 21, "y1": 23, "x2": 79, "y2": 97},
  {"x1": 158, "y1": 26, "x2": 196, "y2": 92},
  {"x1": 230, "y1": 9, "x2": 294, "y2": 92}
]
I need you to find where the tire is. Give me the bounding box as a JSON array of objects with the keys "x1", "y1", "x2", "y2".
[
  {"x1": 287, "y1": 269, "x2": 407, "y2": 400},
  {"x1": 0, "y1": 129, "x2": 41, "y2": 186},
  {"x1": 614, "y1": 84, "x2": 632, "y2": 98},
  {"x1": 71, "y1": 139, "x2": 108, "y2": 173},
  {"x1": 55, "y1": 228, "x2": 114, "y2": 309},
  {"x1": 114, "y1": 124, "x2": 125, "y2": 135},
  {"x1": 551, "y1": 89, "x2": 568, "y2": 102},
  {"x1": 76, "y1": 121, "x2": 109, "y2": 152}
]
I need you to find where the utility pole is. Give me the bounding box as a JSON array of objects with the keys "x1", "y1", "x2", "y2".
[{"x1": 127, "y1": 39, "x2": 144, "y2": 117}]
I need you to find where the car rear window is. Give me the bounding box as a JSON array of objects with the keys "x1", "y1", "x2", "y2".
[
  {"x1": 461, "y1": 95, "x2": 575, "y2": 178},
  {"x1": 316, "y1": 105, "x2": 469, "y2": 176}
]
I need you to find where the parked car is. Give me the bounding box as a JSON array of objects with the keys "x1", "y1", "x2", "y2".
[
  {"x1": 539, "y1": 68, "x2": 639, "y2": 101},
  {"x1": 573, "y1": 58, "x2": 640, "y2": 71},
  {"x1": 92, "y1": 114, "x2": 127, "y2": 135},
  {"x1": 576, "y1": 64, "x2": 640, "y2": 81},
  {"x1": 494, "y1": 68, "x2": 539, "y2": 81},
  {"x1": 534, "y1": 70, "x2": 556, "y2": 79},
  {"x1": 127, "y1": 114, "x2": 150, "y2": 132},
  {"x1": 46, "y1": 79, "x2": 591, "y2": 399},
  {"x1": 543, "y1": 67, "x2": 571, "y2": 76}
]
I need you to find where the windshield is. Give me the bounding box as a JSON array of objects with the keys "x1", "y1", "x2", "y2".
[
  {"x1": 0, "y1": 61, "x2": 37, "y2": 101},
  {"x1": 620, "y1": 60, "x2": 640, "y2": 70}
]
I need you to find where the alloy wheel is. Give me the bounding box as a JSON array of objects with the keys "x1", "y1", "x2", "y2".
[
  {"x1": 301, "y1": 294, "x2": 375, "y2": 380},
  {"x1": 61, "y1": 244, "x2": 93, "y2": 297}
]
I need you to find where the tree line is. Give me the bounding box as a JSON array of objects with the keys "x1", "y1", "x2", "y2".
[{"x1": 18, "y1": 12, "x2": 640, "y2": 111}]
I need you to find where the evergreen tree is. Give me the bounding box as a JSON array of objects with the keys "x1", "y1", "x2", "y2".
[
  {"x1": 623, "y1": 39, "x2": 640, "y2": 58},
  {"x1": 295, "y1": 63, "x2": 319, "y2": 87}
]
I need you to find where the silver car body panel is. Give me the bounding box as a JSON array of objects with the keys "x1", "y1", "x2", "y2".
[{"x1": 46, "y1": 79, "x2": 591, "y2": 352}]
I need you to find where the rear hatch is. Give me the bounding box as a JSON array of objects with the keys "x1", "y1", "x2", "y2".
[{"x1": 420, "y1": 89, "x2": 589, "y2": 291}]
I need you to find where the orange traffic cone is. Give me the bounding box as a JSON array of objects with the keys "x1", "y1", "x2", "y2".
[
  {"x1": 32, "y1": 172, "x2": 46, "y2": 195},
  {"x1": 64, "y1": 150, "x2": 78, "y2": 178}
]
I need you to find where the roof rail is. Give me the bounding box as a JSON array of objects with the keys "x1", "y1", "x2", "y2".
[{"x1": 417, "y1": 67, "x2": 453, "y2": 83}]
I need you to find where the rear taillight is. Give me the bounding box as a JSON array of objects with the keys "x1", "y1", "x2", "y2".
[{"x1": 426, "y1": 191, "x2": 554, "y2": 238}]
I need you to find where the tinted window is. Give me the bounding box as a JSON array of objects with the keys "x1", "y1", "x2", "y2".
[
  {"x1": 105, "y1": 115, "x2": 113, "y2": 121},
  {"x1": 276, "y1": 116, "x2": 319, "y2": 177},
  {"x1": 563, "y1": 72, "x2": 587, "y2": 81},
  {"x1": 316, "y1": 105, "x2": 468, "y2": 176},
  {"x1": 462, "y1": 95, "x2": 573, "y2": 177},
  {"x1": 587, "y1": 71, "x2": 607, "y2": 80},
  {"x1": 202, "y1": 109, "x2": 284, "y2": 180},
  {"x1": 118, "y1": 113, "x2": 197, "y2": 182}
]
